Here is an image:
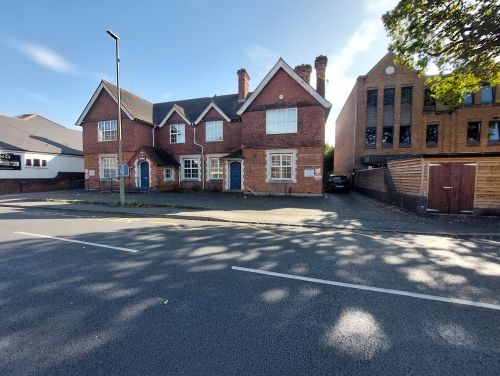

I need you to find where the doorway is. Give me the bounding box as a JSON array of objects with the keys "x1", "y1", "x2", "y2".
[
  {"x1": 229, "y1": 161, "x2": 241, "y2": 190},
  {"x1": 427, "y1": 162, "x2": 476, "y2": 213}
]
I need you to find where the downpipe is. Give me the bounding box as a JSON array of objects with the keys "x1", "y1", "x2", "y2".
[{"x1": 193, "y1": 127, "x2": 205, "y2": 191}]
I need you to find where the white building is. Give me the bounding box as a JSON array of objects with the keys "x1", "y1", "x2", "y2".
[{"x1": 0, "y1": 114, "x2": 83, "y2": 179}]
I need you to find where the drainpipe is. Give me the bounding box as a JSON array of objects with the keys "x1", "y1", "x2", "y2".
[
  {"x1": 152, "y1": 124, "x2": 158, "y2": 147},
  {"x1": 193, "y1": 127, "x2": 205, "y2": 191}
]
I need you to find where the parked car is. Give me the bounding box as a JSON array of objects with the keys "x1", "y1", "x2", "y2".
[{"x1": 326, "y1": 174, "x2": 351, "y2": 192}]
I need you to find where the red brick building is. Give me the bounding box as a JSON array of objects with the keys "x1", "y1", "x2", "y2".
[
  {"x1": 335, "y1": 53, "x2": 500, "y2": 214},
  {"x1": 77, "y1": 57, "x2": 331, "y2": 195}
]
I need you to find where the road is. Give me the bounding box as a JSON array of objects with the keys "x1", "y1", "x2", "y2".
[{"x1": 0, "y1": 206, "x2": 499, "y2": 375}]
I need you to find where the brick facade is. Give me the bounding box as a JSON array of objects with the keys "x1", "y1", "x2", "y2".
[
  {"x1": 79, "y1": 58, "x2": 331, "y2": 195},
  {"x1": 335, "y1": 53, "x2": 500, "y2": 175}
]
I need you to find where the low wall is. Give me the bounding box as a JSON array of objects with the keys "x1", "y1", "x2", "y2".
[
  {"x1": 354, "y1": 168, "x2": 387, "y2": 192},
  {"x1": 0, "y1": 172, "x2": 84, "y2": 194},
  {"x1": 354, "y1": 168, "x2": 427, "y2": 215}
]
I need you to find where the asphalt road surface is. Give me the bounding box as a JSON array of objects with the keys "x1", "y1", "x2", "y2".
[{"x1": 0, "y1": 206, "x2": 499, "y2": 375}]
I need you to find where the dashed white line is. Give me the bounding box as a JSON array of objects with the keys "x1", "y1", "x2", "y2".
[
  {"x1": 232, "y1": 266, "x2": 500, "y2": 311},
  {"x1": 14, "y1": 231, "x2": 139, "y2": 253}
]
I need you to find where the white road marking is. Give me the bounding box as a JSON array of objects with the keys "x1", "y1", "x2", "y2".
[
  {"x1": 231, "y1": 266, "x2": 500, "y2": 311},
  {"x1": 14, "y1": 231, "x2": 139, "y2": 253}
]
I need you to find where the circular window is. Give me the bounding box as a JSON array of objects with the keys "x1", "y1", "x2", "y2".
[{"x1": 385, "y1": 65, "x2": 395, "y2": 75}]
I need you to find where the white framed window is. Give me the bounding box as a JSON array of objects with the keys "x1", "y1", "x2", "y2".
[
  {"x1": 265, "y1": 149, "x2": 297, "y2": 183},
  {"x1": 182, "y1": 158, "x2": 199, "y2": 180},
  {"x1": 98, "y1": 120, "x2": 117, "y2": 141},
  {"x1": 209, "y1": 158, "x2": 223, "y2": 179},
  {"x1": 101, "y1": 156, "x2": 117, "y2": 179},
  {"x1": 164, "y1": 167, "x2": 174, "y2": 181},
  {"x1": 170, "y1": 124, "x2": 185, "y2": 144},
  {"x1": 266, "y1": 108, "x2": 297, "y2": 134},
  {"x1": 206, "y1": 121, "x2": 223, "y2": 142},
  {"x1": 25, "y1": 158, "x2": 32, "y2": 166},
  {"x1": 24, "y1": 158, "x2": 47, "y2": 168},
  {"x1": 270, "y1": 153, "x2": 292, "y2": 180}
]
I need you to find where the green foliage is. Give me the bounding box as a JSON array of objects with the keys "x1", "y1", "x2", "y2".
[
  {"x1": 323, "y1": 144, "x2": 334, "y2": 180},
  {"x1": 383, "y1": 0, "x2": 500, "y2": 107}
]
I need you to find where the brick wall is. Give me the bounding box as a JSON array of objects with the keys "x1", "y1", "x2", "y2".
[
  {"x1": 334, "y1": 83, "x2": 358, "y2": 174},
  {"x1": 336, "y1": 53, "x2": 500, "y2": 172},
  {"x1": 82, "y1": 91, "x2": 153, "y2": 155},
  {"x1": 243, "y1": 146, "x2": 323, "y2": 195},
  {"x1": 0, "y1": 172, "x2": 84, "y2": 194},
  {"x1": 156, "y1": 109, "x2": 241, "y2": 155},
  {"x1": 242, "y1": 68, "x2": 327, "y2": 148}
]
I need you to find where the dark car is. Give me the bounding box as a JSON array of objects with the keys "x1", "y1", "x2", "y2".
[{"x1": 326, "y1": 174, "x2": 351, "y2": 192}]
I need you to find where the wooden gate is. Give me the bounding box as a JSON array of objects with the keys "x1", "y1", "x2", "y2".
[{"x1": 427, "y1": 163, "x2": 476, "y2": 213}]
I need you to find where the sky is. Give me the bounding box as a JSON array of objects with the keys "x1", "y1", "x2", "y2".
[{"x1": 0, "y1": 0, "x2": 398, "y2": 145}]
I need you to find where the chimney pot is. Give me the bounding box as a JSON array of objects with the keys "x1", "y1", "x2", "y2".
[
  {"x1": 237, "y1": 68, "x2": 250, "y2": 101},
  {"x1": 294, "y1": 64, "x2": 312, "y2": 84},
  {"x1": 314, "y1": 55, "x2": 328, "y2": 98}
]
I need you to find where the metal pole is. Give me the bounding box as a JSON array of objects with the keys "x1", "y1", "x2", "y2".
[{"x1": 108, "y1": 31, "x2": 126, "y2": 206}]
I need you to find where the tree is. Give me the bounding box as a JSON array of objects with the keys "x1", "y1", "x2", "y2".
[
  {"x1": 383, "y1": 0, "x2": 500, "y2": 107},
  {"x1": 323, "y1": 144, "x2": 334, "y2": 182}
]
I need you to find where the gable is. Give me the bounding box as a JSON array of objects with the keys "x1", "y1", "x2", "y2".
[
  {"x1": 82, "y1": 90, "x2": 131, "y2": 124},
  {"x1": 76, "y1": 82, "x2": 134, "y2": 126},
  {"x1": 246, "y1": 68, "x2": 323, "y2": 112},
  {"x1": 237, "y1": 59, "x2": 331, "y2": 115},
  {"x1": 365, "y1": 52, "x2": 418, "y2": 82}
]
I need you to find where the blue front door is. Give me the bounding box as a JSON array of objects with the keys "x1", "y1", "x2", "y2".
[
  {"x1": 140, "y1": 161, "x2": 149, "y2": 189},
  {"x1": 230, "y1": 161, "x2": 241, "y2": 190}
]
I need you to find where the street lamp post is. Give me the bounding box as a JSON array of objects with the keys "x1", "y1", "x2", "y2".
[{"x1": 106, "y1": 30, "x2": 125, "y2": 206}]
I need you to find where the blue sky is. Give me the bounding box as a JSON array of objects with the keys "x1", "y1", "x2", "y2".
[{"x1": 0, "y1": 0, "x2": 398, "y2": 144}]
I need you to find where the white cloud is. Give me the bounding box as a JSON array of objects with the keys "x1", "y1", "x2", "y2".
[
  {"x1": 16, "y1": 42, "x2": 74, "y2": 73},
  {"x1": 364, "y1": 0, "x2": 399, "y2": 14},
  {"x1": 5, "y1": 38, "x2": 106, "y2": 80},
  {"x1": 323, "y1": 0, "x2": 398, "y2": 145},
  {"x1": 244, "y1": 45, "x2": 279, "y2": 76}
]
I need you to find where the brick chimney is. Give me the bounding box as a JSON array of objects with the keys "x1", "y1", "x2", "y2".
[
  {"x1": 314, "y1": 55, "x2": 328, "y2": 98},
  {"x1": 237, "y1": 68, "x2": 250, "y2": 101},
  {"x1": 294, "y1": 64, "x2": 312, "y2": 84}
]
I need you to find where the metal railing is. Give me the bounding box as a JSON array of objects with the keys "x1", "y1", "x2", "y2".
[{"x1": 72, "y1": 174, "x2": 165, "y2": 193}]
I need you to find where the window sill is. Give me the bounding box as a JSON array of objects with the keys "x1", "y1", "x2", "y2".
[
  {"x1": 487, "y1": 141, "x2": 500, "y2": 145},
  {"x1": 398, "y1": 144, "x2": 412, "y2": 148},
  {"x1": 98, "y1": 140, "x2": 117, "y2": 142},
  {"x1": 170, "y1": 142, "x2": 185, "y2": 144},
  {"x1": 426, "y1": 143, "x2": 438, "y2": 148},
  {"x1": 266, "y1": 132, "x2": 297, "y2": 135},
  {"x1": 382, "y1": 144, "x2": 393, "y2": 148},
  {"x1": 181, "y1": 178, "x2": 200, "y2": 181},
  {"x1": 466, "y1": 142, "x2": 480, "y2": 146},
  {"x1": 206, "y1": 140, "x2": 224, "y2": 143},
  {"x1": 364, "y1": 145, "x2": 377, "y2": 149},
  {"x1": 208, "y1": 178, "x2": 223, "y2": 181},
  {"x1": 268, "y1": 179, "x2": 295, "y2": 184},
  {"x1": 163, "y1": 179, "x2": 175, "y2": 182}
]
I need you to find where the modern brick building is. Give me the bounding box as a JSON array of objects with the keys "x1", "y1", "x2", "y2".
[
  {"x1": 77, "y1": 56, "x2": 331, "y2": 196},
  {"x1": 335, "y1": 53, "x2": 500, "y2": 214}
]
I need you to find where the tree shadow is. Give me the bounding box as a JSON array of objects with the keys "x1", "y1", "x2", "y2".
[{"x1": 0, "y1": 209, "x2": 499, "y2": 375}]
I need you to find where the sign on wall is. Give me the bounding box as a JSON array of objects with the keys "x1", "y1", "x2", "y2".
[
  {"x1": 304, "y1": 169, "x2": 314, "y2": 177},
  {"x1": 0, "y1": 153, "x2": 21, "y2": 170}
]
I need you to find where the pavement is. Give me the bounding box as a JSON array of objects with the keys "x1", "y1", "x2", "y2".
[
  {"x1": 0, "y1": 190, "x2": 499, "y2": 237},
  {"x1": 0, "y1": 206, "x2": 499, "y2": 375}
]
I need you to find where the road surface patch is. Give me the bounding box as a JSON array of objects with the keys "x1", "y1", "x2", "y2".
[
  {"x1": 14, "y1": 231, "x2": 139, "y2": 253},
  {"x1": 232, "y1": 266, "x2": 500, "y2": 311}
]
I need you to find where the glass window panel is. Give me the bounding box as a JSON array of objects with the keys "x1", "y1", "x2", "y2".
[
  {"x1": 467, "y1": 122, "x2": 481, "y2": 143},
  {"x1": 365, "y1": 127, "x2": 376, "y2": 146},
  {"x1": 382, "y1": 127, "x2": 393, "y2": 145},
  {"x1": 426, "y1": 124, "x2": 439, "y2": 144},
  {"x1": 480, "y1": 86, "x2": 493, "y2": 104},
  {"x1": 489, "y1": 121, "x2": 500, "y2": 142}
]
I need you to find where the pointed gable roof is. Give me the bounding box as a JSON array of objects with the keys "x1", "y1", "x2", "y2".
[
  {"x1": 236, "y1": 58, "x2": 332, "y2": 116},
  {"x1": 194, "y1": 101, "x2": 231, "y2": 124},
  {"x1": 76, "y1": 80, "x2": 154, "y2": 126}
]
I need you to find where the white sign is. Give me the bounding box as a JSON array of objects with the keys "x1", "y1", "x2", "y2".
[
  {"x1": 304, "y1": 169, "x2": 314, "y2": 177},
  {"x1": 88, "y1": 170, "x2": 95, "y2": 177}
]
